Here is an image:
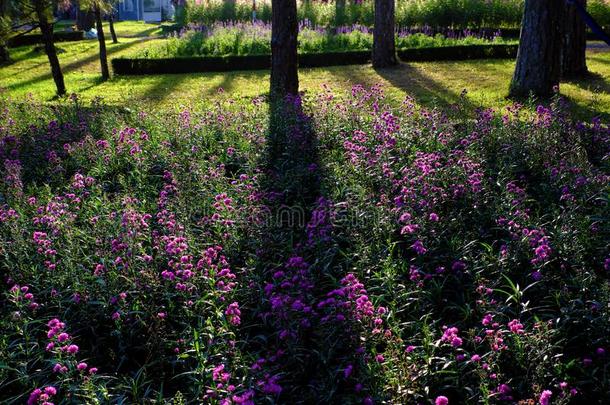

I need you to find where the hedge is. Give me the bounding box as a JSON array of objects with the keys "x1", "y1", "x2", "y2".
[
  {"x1": 8, "y1": 31, "x2": 84, "y2": 48},
  {"x1": 112, "y1": 44, "x2": 519, "y2": 75}
]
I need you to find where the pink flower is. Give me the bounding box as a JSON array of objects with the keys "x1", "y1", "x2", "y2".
[
  {"x1": 77, "y1": 362, "x2": 88, "y2": 371},
  {"x1": 539, "y1": 390, "x2": 552, "y2": 405},
  {"x1": 66, "y1": 344, "x2": 79, "y2": 354},
  {"x1": 508, "y1": 319, "x2": 524, "y2": 334},
  {"x1": 435, "y1": 396, "x2": 449, "y2": 405}
]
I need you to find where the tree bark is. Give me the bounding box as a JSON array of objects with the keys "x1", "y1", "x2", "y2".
[
  {"x1": 372, "y1": 0, "x2": 397, "y2": 68},
  {"x1": 94, "y1": 5, "x2": 110, "y2": 81},
  {"x1": 509, "y1": 0, "x2": 562, "y2": 98},
  {"x1": 35, "y1": 0, "x2": 66, "y2": 96},
  {"x1": 561, "y1": 0, "x2": 588, "y2": 78},
  {"x1": 108, "y1": 12, "x2": 118, "y2": 43},
  {"x1": 270, "y1": 0, "x2": 298, "y2": 98}
]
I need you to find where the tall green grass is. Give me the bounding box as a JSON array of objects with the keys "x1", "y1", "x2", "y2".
[{"x1": 177, "y1": 0, "x2": 610, "y2": 29}]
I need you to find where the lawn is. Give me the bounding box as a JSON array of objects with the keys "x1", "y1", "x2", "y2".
[{"x1": 1, "y1": 33, "x2": 609, "y2": 119}]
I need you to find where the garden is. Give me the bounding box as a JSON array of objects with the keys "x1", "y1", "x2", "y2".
[
  {"x1": 134, "y1": 22, "x2": 511, "y2": 58},
  {"x1": 1, "y1": 0, "x2": 610, "y2": 404}
]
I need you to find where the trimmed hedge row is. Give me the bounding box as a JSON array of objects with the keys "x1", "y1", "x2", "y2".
[
  {"x1": 112, "y1": 44, "x2": 519, "y2": 75},
  {"x1": 8, "y1": 31, "x2": 84, "y2": 48}
]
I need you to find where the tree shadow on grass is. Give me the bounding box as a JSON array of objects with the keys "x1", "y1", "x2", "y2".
[
  {"x1": 566, "y1": 70, "x2": 610, "y2": 95},
  {"x1": 373, "y1": 62, "x2": 479, "y2": 113},
  {"x1": 324, "y1": 61, "x2": 482, "y2": 114},
  {"x1": 559, "y1": 71, "x2": 610, "y2": 121},
  {"x1": 5, "y1": 38, "x2": 153, "y2": 94}
]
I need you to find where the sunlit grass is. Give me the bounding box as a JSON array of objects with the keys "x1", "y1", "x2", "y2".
[{"x1": 1, "y1": 36, "x2": 609, "y2": 120}]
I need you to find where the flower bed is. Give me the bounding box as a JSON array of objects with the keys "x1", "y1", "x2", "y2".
[
  {"x1": 137, "y1": 21, "x2": 513, "y2": 59},
  {"x1": 0, "y1": 88, "x2": 609, "y2": 404}
]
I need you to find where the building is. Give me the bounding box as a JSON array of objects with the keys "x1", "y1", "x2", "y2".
[{"x1": 117, "y1": 0, "x2": 175, "y2": 22}]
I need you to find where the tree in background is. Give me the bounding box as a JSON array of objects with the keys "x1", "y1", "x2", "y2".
[
  {"x1": 270, "y1": 0, "x2": 298, "y2": 98},
  {"x1": 562, "y1": 0, "x2": 588, "y2": 78},
  {"x1": 107, "y1": 3, "x2": 117, "y2": 43},
  {"x1": 0, "y1": 0, "x2": 13, "y2": 64},
  {"x1": 24, "y1": 0, "x2": 67, "y2": 95},
  {"x1": 335, "y1": 0, "x2": 346, "y2": 26},
  {"x1": 372, "y1": 0, "x2": 397, "y2": 68},
  {"x1": 80, "y1": 0, "x2": 110, "y2": 81},
  {"x1": 509, "y1": 0, "x2": 562, "y2": 98}
]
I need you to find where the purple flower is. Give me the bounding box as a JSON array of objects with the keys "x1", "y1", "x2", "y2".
[
  {"x1": 412, "y1": 240, "x2": 427, "y2": 255},
  {"x1": 451, "y1": 261, "x2": 466, "y2": 272},
  {"x1": 344, "y1": 364, "x2": 353, "y2": 378}
]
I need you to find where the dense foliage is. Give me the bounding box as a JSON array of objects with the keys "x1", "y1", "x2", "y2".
[
  {"x1": 0, "y1": 86, "x2": 609, "y2": 404},
  {"x1": 136, "y1": 21, "x2": 511, "y2": 58},
  {"x1": 177, "y1": 0, "x2": 610, "y2": 30}
]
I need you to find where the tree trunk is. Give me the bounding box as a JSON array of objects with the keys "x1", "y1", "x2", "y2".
[
  {"x1": 509, "y1": 0, "x2": 562, "y2": 98},
  {"x1": 270, "y1": 0, "x2": 298, "y2": 98},
  {"x1": 561, "y1": 0, "x2": 588, "y2": 78},
  {"x1": 76, "y1": 9, "x2": 95, "y2": 31},
  {"x1": 372, "y1": 0, "x2": 397, "y2": 68},
  {"x1": 224, "y1": 0, "x2": 237, "y2": 20},
  {"x1": 35, "y1": 0, "x2": 66, "y2": 96},
  {"x1": 94, "y1": 5, "x2": 110, "y2": 81},
  {"x1": 335, "y1": 0, "x2": 346, "y2": 26},
  {"x1": 108, "y1": 13, "x2": 118, "y2": 43},
  {"x1": 0, "y1": 43, "x2": 9, "y2": 64}
]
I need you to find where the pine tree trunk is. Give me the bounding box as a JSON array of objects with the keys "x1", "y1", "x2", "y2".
[
  {"x1": 35, "y1": 0, "x2": 66, "y2": 96},
  {"x1": 270, "y1": 0, "x2": 298, "y2": 98},
  {"x1": 94, "y1": 5, "x2": 110, "y2": 81},
  {"x1": 561, "y1": 0, "x2": 588, "y2": 78},
  {"x1": 372, "y1": 0, "x2": 397, "y2": 68},
  {"x1": 509, "y1": 0, "x2": 562, "y2": 98},
  {"x1": 108, "y1": 13, "x2": 118, "y2": 44}
]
